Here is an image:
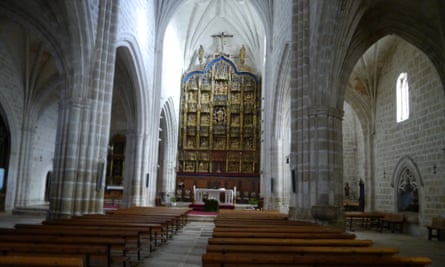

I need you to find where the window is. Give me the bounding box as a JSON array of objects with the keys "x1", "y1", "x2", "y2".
[{"x1": 396, "y1": 72, "x2": 409, "y2": 122}]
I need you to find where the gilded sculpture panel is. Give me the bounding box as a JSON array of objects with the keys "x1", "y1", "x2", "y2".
[{"x1": 179, "y1": 55, "x2": 260, "y2": 174}]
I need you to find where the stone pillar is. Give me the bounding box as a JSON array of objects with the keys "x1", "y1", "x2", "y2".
[
  {"x1": 289, "y1": 0, "x2": 345, "y2": 226},
  {"x1": 308, "y1": 107, "x2": 344, "y2": 227},
  {"x1": 48, "y1": 0, "x2": 118, "y2": 218},
  {"x1": 122, "y1": 132, "x2": 145, "y2": 207},
  {"x1": 14, "y1": 123, "x2": 35, "y2": 207}
]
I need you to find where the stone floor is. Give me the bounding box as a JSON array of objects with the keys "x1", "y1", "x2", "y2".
[{"x1": 0, "y1": 212, "x2": 444, "y2": 267}]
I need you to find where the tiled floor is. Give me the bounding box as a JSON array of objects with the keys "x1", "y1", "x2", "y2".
[
  {"x1": 0, "y1": 212, "x2": 444, "y2": 267},
  {"x1": 135, "y1": 221, "x2": 214, "y2": 267}
]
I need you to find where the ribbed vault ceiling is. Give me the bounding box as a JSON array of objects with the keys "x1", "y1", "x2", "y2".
[{"x1": 167, "y1": 0, "x2": 266, "y2": 73}]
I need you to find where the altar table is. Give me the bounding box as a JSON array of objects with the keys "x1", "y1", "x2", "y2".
[{"x1": 193, "y1": 186, "x2": 234, "y2": 205}]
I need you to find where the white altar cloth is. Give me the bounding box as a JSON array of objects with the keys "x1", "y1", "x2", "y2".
[{"x1": 193, "y1": 186, "x2": 234, "y2": 205}]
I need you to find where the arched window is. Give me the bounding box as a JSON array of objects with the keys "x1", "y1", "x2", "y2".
[{"x1": 396, "y1": 72, "x2": 409, "y2": 122}]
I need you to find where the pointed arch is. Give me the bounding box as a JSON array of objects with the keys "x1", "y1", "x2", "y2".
[
  {"x1": 391, "y1": 155, "x2": 423, "y2": 213},
  {"x1": 391, "y1": 155, "x2": 424, "y2": 188},
  {"x1": 158, "y1": 97, "x2": 178, "y2": 196}
]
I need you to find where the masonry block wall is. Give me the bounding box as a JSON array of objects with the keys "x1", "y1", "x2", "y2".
[
  {"x1": 374, "y1": 39, "x2": 445, "y2": 223},
  {"x1": 29, "y1": 102, "x2": 58, "y2": 204},
  {"x1": 343, "y1": 103, "x2": 363, "y2": 200}
]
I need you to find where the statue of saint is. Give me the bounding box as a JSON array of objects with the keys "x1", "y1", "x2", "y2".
[
  {"x1": 344, "y1": 182, "x2": 350, "y2": 198},
  {"x1": 198, "y1": 45, "x2": 204, "y2": 64},
  {"x1": 240, "y1": 45, "x2": 246, "y2": 65},
  {"x1": 215, "y1": 107, "x2": 225, "y2": 123}
]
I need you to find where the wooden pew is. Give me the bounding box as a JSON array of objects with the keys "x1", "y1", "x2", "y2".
[
  {"x1": 214, "y1": 221, "x2": 317, "y2": 229},
  {"x1": 206, "y1": 244, "x2": 399, "y2": 256},
  {"x1": 71, "y1": 214, "x2": 174, "y2": 239},
  {"x1": 0, "y1": 255, "x2": 85, "y2": 267},
  {"x1": 0, "y1": 227, "x2": 143, "y2": 263},
  {"x1": 14, "y1": 224, "x2": 150, "y2": 260},
  {"x1": 42, "y1": 218, "x2": 163, "y2": 251},
  {"x1": 212, "y1": 231, "x2": 356, "y2": 239},
  {"x1": 0, "y1": 234, "x2": 127, "y2": 267},
  {"x1": 344, "y1": 211, "x2": 384, "y2": 231},
  {"x1": 205, "y1": 210, "x2": 431, "y2": 267},
  {"x1": 107, "y1": 206, "x2": 192, "y2": 230},
  {"x1": 108, "y1": 206, "x2": 192, "y2": 228},
  {"x1": 202, "y1": 252, "x2": 432, "y2": 266},
  {"x1": 0, "y1": 242, "x2": 103, "y2": 267},
  {"x1": 212, "y1": 226, "x2": 344, "y2": 233},
  {"x1": 426, "y1": 216, "x2": 445, "y2": 240},
  {"x1": 217, "y1": 209, "x2": 287, "y2": 217},
  {"x1": 207, "y1": 237, "x2": 374, "y2": 247},
  {"x1": 379, "y1": 212, "x2": 405, "y2": 233}
]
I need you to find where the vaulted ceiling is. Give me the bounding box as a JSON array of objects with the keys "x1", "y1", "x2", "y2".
[{"x1": 166, "y1": 0, "x2": 267, "y2": 73}]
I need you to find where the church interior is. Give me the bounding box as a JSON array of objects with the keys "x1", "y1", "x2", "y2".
[{"x1": 0, "y1": 0, "x2": 444, "y2": 265}]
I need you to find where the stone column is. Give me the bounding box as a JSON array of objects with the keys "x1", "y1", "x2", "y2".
[
  {"x1": 122, "y1": 132, "x2": 145, "y2": 207},
  {"x1": 307, "y1": 106, "x2": 344, "y2": 227},
  {"x1": 289, "y1": 0, "x2": 345, "y2": 226},
  {"x1": 48, "y1": 0, "x2": 118, "y2": 218},
  {"x1": 14, "y1": 123, "x2": 35, "y2": 207}
]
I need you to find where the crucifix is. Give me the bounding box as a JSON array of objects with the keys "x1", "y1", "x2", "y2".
[{"x1": 211, "y1": 32, "x2": 233, "y2": 53}]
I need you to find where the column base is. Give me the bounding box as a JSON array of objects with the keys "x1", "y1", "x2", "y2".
[{"x1": 311, "y1": 205, "x2": 344, "y2": 227}]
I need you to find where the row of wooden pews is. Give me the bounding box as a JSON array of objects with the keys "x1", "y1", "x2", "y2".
[
  {"x1": 0, "y1": 206, "x2": 191, "y2": 267},
  {"x1": 202, "y1": 209, "x2": 433, "y2": 266}
]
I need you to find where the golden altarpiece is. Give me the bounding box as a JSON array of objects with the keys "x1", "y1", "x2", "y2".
[{"x1": 177, "y1": 52, "x2": 261, "y2": 203}]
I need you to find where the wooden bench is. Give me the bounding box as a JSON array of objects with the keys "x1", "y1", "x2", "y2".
[
  {"x1": 379, "y1": 212, "x2": 405, "y2": 233},
  {"x1": 344, "y1": 211, "x2": 384, "y2": 231},
  {"x1": 0, "y1": 232, "x2": 128, "y2": 267},
  {"x1": 0, "y1": 255, "x2": 85, "y2": 267},
  {"x1": 0, "y1": 226, "x2": 143, "y2": 264},
  {"x1": 207, "y1": 237, "x2": 374, "y2": 247},
  {"x1": 13, "y1": 224, "x2": 149, "y2": 261},
  {"x1": 212, "y1": 231, "x2": 356, "y2": 239},
  {"x1": 42, "y1": 218, "x2": 163, "y2": 252},
  {"x1": 206, "y1": 244, "x2": 399, "y2": 256},
  {"x1": 71, "y1": 214, "x2": 173, "y2": 238},
  {"x1": 108, "y1": 207, "x2": 192, "y2": 230},
  {"x1": 214, "y1": 221, "x2": 317, "y2": 229},
  {"x1": 426, "y1": 216, "x2": 445, "y2": 240},
  {"x1": 202, "y1": 252, "x2": 432, "y2": 266},
  {"x1": 213, "y1": 225, "x2": 344, "y2": 233},
  {"x1": 0, "y1": 242, "x2": 102, "y2": 267}
]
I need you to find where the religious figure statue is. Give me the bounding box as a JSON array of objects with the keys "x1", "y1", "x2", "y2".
[
  {"x1": 201, "y1": 92, "x2": 209, "y2": 103},
  {"x1": 215, "y1": 107, "x2": 225, "y2": 123},
  {"x1": 188, "y1": 91, "x2": 196, "y2": 102},
  {"x1": 198, "y1": 45, "x2": 204, "y2": 65},
  {"x1": 239, "y1": 45, "x2": 246, "y2": 65},
  {"x1": 344, "y1": 182, "x2": 350, "y2": 198}
]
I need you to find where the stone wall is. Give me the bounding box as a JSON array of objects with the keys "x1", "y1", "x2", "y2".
[
  {"x1": 343, "y1": 103, "x2": 362, "y2": 201},
  {"x1": 373, "y1": 39, "x2": 445, "y2": 224}
]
